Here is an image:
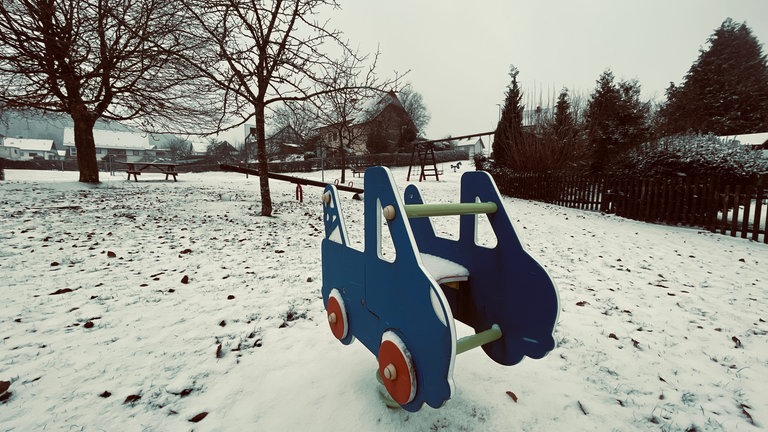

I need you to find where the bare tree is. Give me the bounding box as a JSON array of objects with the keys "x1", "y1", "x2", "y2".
[
  {"x1": 268, "y1": 101, "x2": 318, "y2": 153},
  {"x1": 0, "y1": 0, "x2": 217, "y2": 183},
  {"x1": 166, "y1": 137, "x2": 193, "y2": 162},
  {"x1": 398, "y1": 83, "x2": 430, "y2": 137},
  {"x1": 180, "y1": 0, "x2": 393, "y2": 216},
  {"x1": 311, "y1": 52, "x2": 391, "y2": 183},
  {"x1": 269, "y1": 102, "x2": 315, "y2": 140}
]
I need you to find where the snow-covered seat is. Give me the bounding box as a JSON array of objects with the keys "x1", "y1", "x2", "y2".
[{"x1": 420, "y1": 253, "x2": 469, "y2": 287}]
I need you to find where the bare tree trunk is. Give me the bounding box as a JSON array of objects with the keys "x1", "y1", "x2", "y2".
[
  {"x1": 71, "y1": 110, "x2": 99, "y2": 183},
  {"x1": 255, "y1": 102, "x2": 273, "y2": 216}
]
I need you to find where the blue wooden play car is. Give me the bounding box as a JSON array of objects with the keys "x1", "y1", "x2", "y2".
[{"x1": 321, "y1": 166, "x2": 559, "y2": 411}]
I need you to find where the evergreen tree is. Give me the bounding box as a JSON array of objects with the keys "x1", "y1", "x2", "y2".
[
  {"x1": 660, "y1": 18, "x2": 768, "y2": 135},
  {"x1": 585, "y1": 70, "x2": 650, "y2": 172},
  {"x1": 552, "y1": 88, "x2": 575, "y2": 141},
  {"x1": 493, "y1": 66, "x2": 525, "y2": 167}
]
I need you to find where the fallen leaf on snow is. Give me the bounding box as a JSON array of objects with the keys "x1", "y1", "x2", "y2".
[
  {"x1": 732, "y1": 336, "x2": 743, "y2": 348},
  {"x1": 123, "y1": 394, "x2": 141, "y2": 404},
  {"x1": 49, "y1": 288, "x2": 73, "y2": 295},
  {"x1": 189, "y1": 412, "x2": 208, "y2": 423}
]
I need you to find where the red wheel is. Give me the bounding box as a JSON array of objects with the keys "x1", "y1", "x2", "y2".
[
  {"x1": 378, "y1": 331, "x2": 416, "y2": 405},
  {"x1": 326, "y1": 289, "x2": 348, "y2": 340}
]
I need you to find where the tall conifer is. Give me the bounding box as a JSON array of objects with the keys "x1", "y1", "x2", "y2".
[{"x1": 660, "y1": 18, "x2": 768, "y2": 135}]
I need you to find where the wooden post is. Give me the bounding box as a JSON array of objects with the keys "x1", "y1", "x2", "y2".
[
  {"x1": 741, "y1": 186, "x2": 752, "y2": 239},
  {"x1": 730, "y1": 185, "x2": 741, "y2": 237},
  {"x1": 720, "y1": 184, "x2": 730, "y2": 235},
  {"x1": 752, "y1": 176, "x2": 765, "y2": 242}
]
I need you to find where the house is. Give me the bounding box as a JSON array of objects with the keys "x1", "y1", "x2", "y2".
[
  {"x1": 206, "y1": 140, "x2": 239, "y2": 162},
  {"x1": 0, "y1": 135, "x2": 21, "y2": 160},
  {"x1": 62, "y1": 127, "x2": 153, "y2": 162},
  {"x1": 452, "y1": 137, "x2": 485, "y2": 158},
  {"x1": 718, "y1": 132, "x2": 768, "y2": 157},
  {"x1": 266, "y1": 125, "x2": 305, "y2": 159},
  {"x1": 186, "y1": 137, "x2": 210, "y2": 156},
  {"x1": 314, "y1": 90, "x2": 417, "y2": 155},
  {"x1": 2, "y1": 137, "x2": 58, "y2": 160}
]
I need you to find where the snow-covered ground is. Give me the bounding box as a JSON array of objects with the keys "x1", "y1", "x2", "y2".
[{"x1": 1, "y1": 166, "x2": 766, "y2": 432}]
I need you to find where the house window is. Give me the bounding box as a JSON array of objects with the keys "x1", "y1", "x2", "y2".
[
  {"x1": 70, "y1": 147, "x2": 77, "y2": 156},
  {"x1": 133, "y1": 150, "x2": 141, "y2": 156}
]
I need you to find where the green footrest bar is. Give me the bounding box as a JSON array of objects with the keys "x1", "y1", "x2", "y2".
[{"x1": 456, "y1": 324, "x2": 502, "y2": 355}]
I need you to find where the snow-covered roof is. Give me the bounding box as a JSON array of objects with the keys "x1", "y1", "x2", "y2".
[
  {"x1": 62, "y1": 127, "x2": 151, "y2": 150},
  {"x1": 185, "y1": 136, "x2": 210, "y2": 154},
  {"x1": 718, "y1": 132, "x2": 768, "y2": 146},
  {"x1": 2, "y1": 137, "x2": 55, "y2": 152},
  {"x1": 452, "y1": 137, "x2": 485, "y2": 148},
  {"x1": 350, "y1": 91, "x2": 404, "y2": 125}
]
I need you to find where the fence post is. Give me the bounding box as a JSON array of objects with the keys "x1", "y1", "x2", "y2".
[
  {"x1": 600, "y1": 177, "x2": 610, "y2": 212},
  {"x1": 706, "y1": 177, "x2": 721, "y2": 232},
  {"x1": 752, "y1": 175, "x2": 765, "y2": 242}
]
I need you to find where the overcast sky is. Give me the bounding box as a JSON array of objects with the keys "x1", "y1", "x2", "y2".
[{"x1": 329, "y1": 0, "x2": 768, "y2": 140}]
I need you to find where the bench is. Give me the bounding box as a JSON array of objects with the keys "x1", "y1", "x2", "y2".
[
  {"x1": 123, "y1": 162, "x2": 178, "y2": 182},
  {"x1": 352, "y1": 166, "x2": 368, "y2": 177}
]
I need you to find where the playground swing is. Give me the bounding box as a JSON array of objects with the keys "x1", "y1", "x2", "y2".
[{"x1": 321, "y1": 166, "x2": 559, "y2": 411}]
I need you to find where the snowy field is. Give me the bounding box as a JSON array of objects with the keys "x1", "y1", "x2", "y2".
[{"x1": 1, "y1": 166, "x2": 766, "y2": 432}]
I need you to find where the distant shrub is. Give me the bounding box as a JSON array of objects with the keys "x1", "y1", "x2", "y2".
[
  {"x1": 473, "y1": 153, "x2": 488, "y2": 171},
  {"x1": 612, "y1": 134, "x2": 768, "y2": 183}
]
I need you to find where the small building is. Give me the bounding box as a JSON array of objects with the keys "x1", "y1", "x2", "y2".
[
  {"x1": 0, "y1": 137, "x2": 21, "y2": 160},
  {"x1": 314, "y1": 91, "x2": 417, "y2": 155},
  {"x1": 2, "y1": 137, "x2": 57, "y2": 160},
  {"x1": 187, "y1": 137, "x2": 210, "y2": 156},
  {"x1": 718, "y1": 132, "x2": 768, "y2": 157},
  {"x1": 266, "y1": 125, "x2": 305, "y2": 159},
  {"x1": 207, "y1": 140, "x2": 239, "y2": 162},
  {"x1": 63, "y1": 127, "x2": 152, "y2": 162},
  {"x1": 452, "y1": 137, "x2": 485, "y2": 158}
]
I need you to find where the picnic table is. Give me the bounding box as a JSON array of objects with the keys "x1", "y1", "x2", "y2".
[
  {"x1": 122, "y1": 162, "x2": 179, "y2": 182},
  {"x1": 351, "y1": 166, "x2": 369, "y2": 177}
]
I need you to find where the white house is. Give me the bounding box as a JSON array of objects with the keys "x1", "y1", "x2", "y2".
[
  {"x1": 189, "y1": 137, "x2": 210, "y2": 156},
  {"x1": 2, "y1": 137, "x2": 57, "y2": 160},
  {"x1": 718, "y1": 132, "x2": 768, "y2": 158},
  {"x1": 63, "y1": 127, "x2": 152, "y2": 162},
  {"x1": 452, "y1": 137, "x2": 485, "y2": 158},
  {"x1": 0, "y1": 140, "x2": 21, "y2": 160}
]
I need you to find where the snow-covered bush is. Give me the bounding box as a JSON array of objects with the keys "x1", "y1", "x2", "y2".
[{"x1": 613, "y1": 134, "x2": 768, "y2": 182}]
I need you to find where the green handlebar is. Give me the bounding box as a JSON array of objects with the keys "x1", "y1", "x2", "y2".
[{"x1": 403, "y1": 202, "x2": 497, "y2": 218}]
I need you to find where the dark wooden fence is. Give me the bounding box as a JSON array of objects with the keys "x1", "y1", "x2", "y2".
[{"x1": 491, "y1": 172, "x2": 767, "y2": 243}]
